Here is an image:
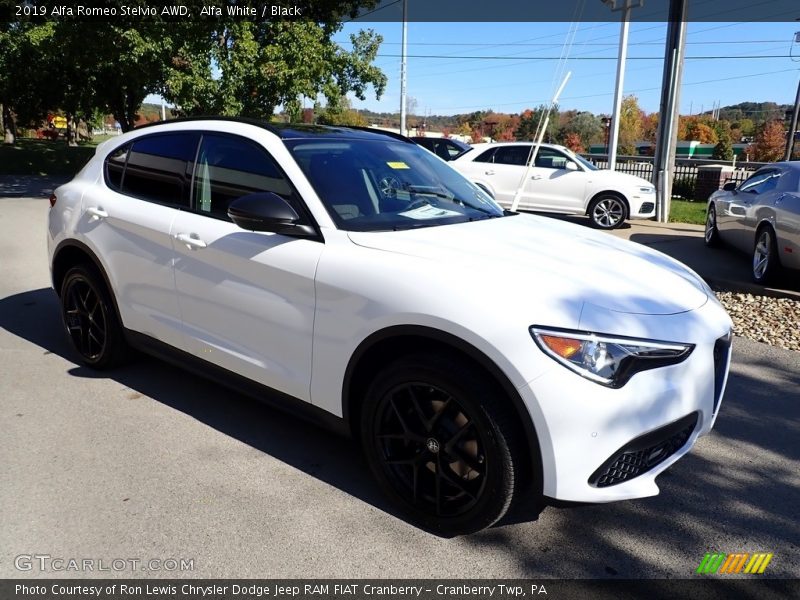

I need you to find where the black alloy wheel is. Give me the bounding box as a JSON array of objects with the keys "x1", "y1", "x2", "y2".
[
  {"x1": 60, "y1": 265, "x2": 128, "y2": 368},
  {"x1": 362, "y1": 353, "x2": 525, "y2": 535}
]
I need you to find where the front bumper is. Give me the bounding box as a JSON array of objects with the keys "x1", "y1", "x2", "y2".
[
  {"x1": 629, "y1": 195, "x2": 656, "y2": 219},
  {"x1": 520, "y1": 299, "x2": 732, "y2": 503}
]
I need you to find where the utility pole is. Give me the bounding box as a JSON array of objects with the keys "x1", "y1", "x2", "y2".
[
  {"x1": 784, "y1": 78, "x2": 800, "y2": 161},
  {"x1": 399, "y1": 0, "x2": 408, "y2": 137},
  {"x1": 653, "y1": 0, "x2": 688, "y2": 223},
  {"x1": 604, "y1": 0, "x2": 642, "y2": 171}
]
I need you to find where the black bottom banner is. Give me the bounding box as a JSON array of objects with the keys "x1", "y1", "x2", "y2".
[{"x1": 1, "y1": 579, "x2": 798, "y2": 600}]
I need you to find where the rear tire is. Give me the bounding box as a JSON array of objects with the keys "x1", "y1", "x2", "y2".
[
  {"x1": 60, "y1": 264, "x2": 129, "y2": 369},
  {"x1": 360, "y1": 352, "x2": 526, "y2": 535},
  {"x1": 752, "y1": 226, "x2": 780, "y2": 285},
  {"x1": 704, "y1": 204, "x2": 721, "y2": 247}
]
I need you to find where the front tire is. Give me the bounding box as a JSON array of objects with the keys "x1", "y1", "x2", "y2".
[
  {"x1": 360, "y1": 353, "x2": 525, "y2": 536},
  {"x1": 588, "y1": 195, "x2": 627, "y2": 229},
  {"x1": 752, "y1": 226, "x2": 780, "y2": 285},
  {"x1": 704, "y1": 204, "x2": 721, "y2": 247},
  {"x1": 60, "y1": 264, "x2": 129, "y2": 369}
]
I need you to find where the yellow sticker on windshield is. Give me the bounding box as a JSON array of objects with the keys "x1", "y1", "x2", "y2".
[{"x1": 387, "y1": 161, "x2": 410, "y2": 169}]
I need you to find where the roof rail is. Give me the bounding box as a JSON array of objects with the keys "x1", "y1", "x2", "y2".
[{"x1": 132, "y1": 115, "x2": 279, "y2": 134}]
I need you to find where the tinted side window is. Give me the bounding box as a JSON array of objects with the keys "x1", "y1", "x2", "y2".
[
  {"x1": 493, "y1": 146, "x2": 531, "y2": 166},
  {"x1": 122, "y1": 133, "x2": 199, "y2": 207},
  {"x1": 473, "y1": 148, "x2": 497, "y2": 163},
  {"x1": 105, "y1": 144, "x2": 129, "y2": 191},
  {"x1": 193, "y1": 134, "x2": 295, "y2": 220},
  {"x1": 740, "y1": 169, "x2": 779, "y2": 195},
  {"x1": 534, "y1": 148, "x2": 570, "y2": 169}
]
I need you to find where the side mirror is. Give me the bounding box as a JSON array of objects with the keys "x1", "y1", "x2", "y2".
[
  {"x1": 227, "y1": 192, "x2": 316, "y2": 237},
  {"x1": 565, "y1": 161, "x2": 579, "y2": 171},
  {"x1": 722, "y1": 182, "x2": 737, "y2": 191}
]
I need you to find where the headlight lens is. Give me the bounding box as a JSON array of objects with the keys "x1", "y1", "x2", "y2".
[
  {"x1": 530, "y1": 326, "x2": 694, "y2": 388},
  {"x1": 638, "y1": 186, "x2": 655, "y2": 194}
]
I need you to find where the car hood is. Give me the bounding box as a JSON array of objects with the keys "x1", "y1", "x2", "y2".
[
  {"x1": 347, "y1": 214, "x2": 708, "y2": 316},
  {"x1": 589, "y1": 168, "x2": 653, "y2": 188}
]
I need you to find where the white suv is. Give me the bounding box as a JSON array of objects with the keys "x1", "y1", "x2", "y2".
[
  {"x1": 48, "y1": 119, "x2": 731, "y2": 535},
  {"x1": 451, "y1": 142, "x2": 656, "y2": 229}
]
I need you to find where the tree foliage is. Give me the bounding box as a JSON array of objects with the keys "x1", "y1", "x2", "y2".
[
  {"x1": 515, "y1": 105, "x2": 559, "y2": 142},
  {"x1": 0, "y1": 0, "x2": 386, "y2": 139},
  {"x1": 752, "y1": 120, "x2": 787, "y2": 162},
  {"x1": 617, "y1": 95, "x2": 643, "y2": 155},
  {"x1": 712, "y1": 130, "x2": 734, "y2": 161},
  {"x1": 558, "y1": 111, "x2": 601, "y2": 149}
]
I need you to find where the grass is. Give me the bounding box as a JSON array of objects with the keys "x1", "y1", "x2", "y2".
[
  {"x1": 0, "y1": 138, "x2": 105, "y2": 177},
  {"x1": 668, "y1": 199, "x2": 707, "y2": 225}
]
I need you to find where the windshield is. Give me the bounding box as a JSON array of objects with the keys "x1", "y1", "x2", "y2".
[{"x1": 285, "y1": 138, "x2": 504, "y2": 231}]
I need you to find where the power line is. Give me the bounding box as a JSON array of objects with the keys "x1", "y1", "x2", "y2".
[
  {"x1": 378, "y1": 54, "x2": 796, "y2": 61},
  {"x1": 422, "y1": 67, "x2": 800, "y2": 113}
]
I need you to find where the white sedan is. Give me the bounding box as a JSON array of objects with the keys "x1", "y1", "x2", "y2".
[
  {"x1": 48, "y1": 119, "x2": 731, "y2": 535},
  {"x1": 451, "y1": 142, "x2": 656, "y2": 229}
]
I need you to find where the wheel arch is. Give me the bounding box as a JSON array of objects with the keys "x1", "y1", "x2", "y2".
[
  {"x1": 342, "y1": 325, "x2": 542, "y2": 491},
  {"x1": 585, "y1": 189, "x2": 630, "y2": 217},
  {"x1": 51, "y1": 239, "x2": 123, "y2": 322}
]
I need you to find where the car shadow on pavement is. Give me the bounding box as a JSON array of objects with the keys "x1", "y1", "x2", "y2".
[
  {"x1": 629, "y1": 233, "x2": 800, "y2": 296},
  {"x1": 0, "y1": 176, "x2": 68, "y2": 198},
  {"x1": 0, "y1": 288, "x2": 409, "y2": 528},
  {"x1": 463, "y1": 347, "x2": 800, "y2": 578},
  {"x1": 2, "y1": 288, "x2": 798, "y2": 566}
]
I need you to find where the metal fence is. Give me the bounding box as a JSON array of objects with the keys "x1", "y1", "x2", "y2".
[{"x1": 580, "y1": 154, "x2": 766, "y2": 199}]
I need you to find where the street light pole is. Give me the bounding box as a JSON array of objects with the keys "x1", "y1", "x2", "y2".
[
  {"x1": 399, "y1": 0, "x2": 408, "y2": 137},
  {"x1": 784, "y1": 78, "x2": 800, "y2": 161}
]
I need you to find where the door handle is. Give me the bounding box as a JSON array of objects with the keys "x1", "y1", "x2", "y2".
[
  {"x1": 531, "y1": 175, "x2": 543, "y2": 180},
  {"x1": 484, "y1": 170, "x2": 495, "y2": 175},
  {"x1": 86, "y1": 207, "x2": 108, "y2": 220},
  {"x1": 175, "y1": 233, "x2": 208, "y2": 250}
]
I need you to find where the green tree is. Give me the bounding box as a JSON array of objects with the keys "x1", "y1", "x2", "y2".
[
  {"x1": 515, "y1": 105, "x2": 558, "y2": 142},
  {"x1": 1, "y1": 0, "x2": 386, "y2": 140},
  {"x1": 559, "y1": 111, "x2": 601, "y2": 149},
  {"x1": 712, "y1": 131, "x2": 734, "y2": 160},
  {"x1": 166, "y1": 18, "x2": 386, "y2": 124}
]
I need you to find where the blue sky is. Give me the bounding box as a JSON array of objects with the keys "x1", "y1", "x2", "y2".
[{"x1": 334, "y1": 20, "x2": 800, "y2": 117}]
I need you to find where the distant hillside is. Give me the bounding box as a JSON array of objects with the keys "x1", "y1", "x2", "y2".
[{"x1": 705, "y1": 102, "x2": 791, "y2": 123}]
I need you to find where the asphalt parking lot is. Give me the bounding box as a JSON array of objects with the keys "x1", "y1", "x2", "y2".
[{"x1": 1, "y1": 187, "x2": 799, "y2": 579}]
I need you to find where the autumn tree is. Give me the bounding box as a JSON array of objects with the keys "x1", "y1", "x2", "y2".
[
  {"x1": 559, "y1": 111, "x2": 601, "y2": 149},
  {"x1": 562, "y1": 132, "x2": 584, "y2": 153},
  {"x1": 752, "y1": 120, "x2": 787, "y2": 162},
  {"x1": 684, "y1": 121, "x2": 718, "y2": 144},
  {"x1": 641, "y1": 112, "x2": 659, "y2": 143},
  {"x1": 617, "y1": 95, "x2": 644, "y2": 155}
]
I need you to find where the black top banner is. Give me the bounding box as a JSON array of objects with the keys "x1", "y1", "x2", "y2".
[{"x1": 2, "y1": 0, "x2": 800, "y2": 23}]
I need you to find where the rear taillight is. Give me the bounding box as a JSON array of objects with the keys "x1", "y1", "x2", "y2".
[{"x1": 49, "y1": 193, "x2": 57, "y2": 208}]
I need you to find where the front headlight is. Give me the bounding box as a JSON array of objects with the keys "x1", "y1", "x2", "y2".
[
  {"x1": 530, "y1": 326, "x2": 694, "y2": 388},
  {"x1": 638, "y1": 186, "x2": 655, "y2": 194}
]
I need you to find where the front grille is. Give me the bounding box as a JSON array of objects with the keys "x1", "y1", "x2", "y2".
[
  {"x1": 639, "y1": 202, "x2": 655, "y2": 214},
  {"x1": 713, "y1": 332, "x2": 732, "y2": 415},
  {"x1": 589, "y1": 412, "x2": 699, "y2": 488}
]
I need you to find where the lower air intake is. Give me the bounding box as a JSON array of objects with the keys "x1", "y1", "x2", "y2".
[{"x1": 589, "y1": 412, "x2": 699, "y2": 488}]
